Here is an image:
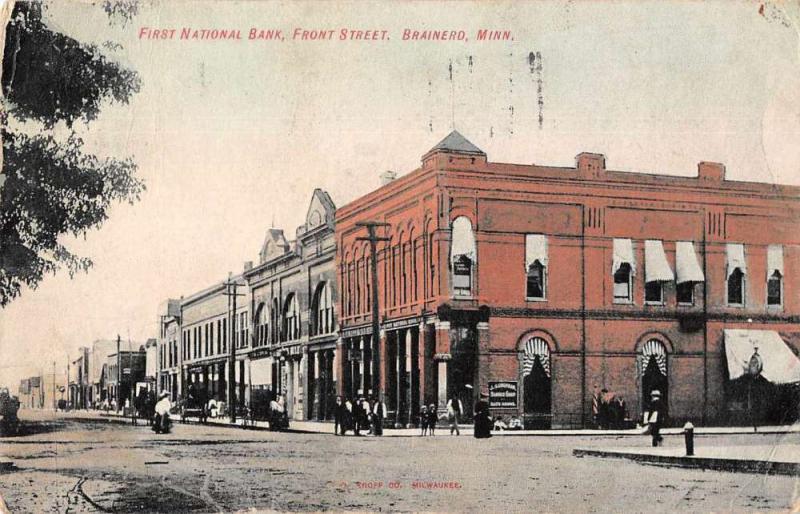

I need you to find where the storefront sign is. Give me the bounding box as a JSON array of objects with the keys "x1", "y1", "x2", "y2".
[{"x1": 488, "y1": 381, "x2": 517, "y2": 409}]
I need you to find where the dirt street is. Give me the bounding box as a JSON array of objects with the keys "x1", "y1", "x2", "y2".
[{"x1": 0, "y1": 411, "x2": 797, "y2": 512}]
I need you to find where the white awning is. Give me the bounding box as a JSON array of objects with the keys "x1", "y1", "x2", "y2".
[
  {"x1": 726, "y1": 243, "x2": 747, "y2": 278},
  {"x1": 645, "y1": 240, "x2": 674, "y2": 283},
  {"x1": 525, "y1": 234, "x2": 548, "y2": 270},
  {"x1": 724, "y1": 329, "x2": 800, "y2": 384},
  {"x1": 249, "y1": 358, "x2": 272, "y2": 386},
  {"x1": 676, "y1": 241, "x2": 705, "y2": 283},
  {"x1": 767, "y1": 245, "x2": 784, "y2": 277},
  {"x1": 450, "y1": 217, "x2": 476, "y2": 264},
  {"x1": 612, "y1": 238, "x2": 636, "y2": 275}
]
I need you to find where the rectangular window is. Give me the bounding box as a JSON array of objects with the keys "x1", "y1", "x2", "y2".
[
  {"x1": 612, "y1": 239, "x2": 635, "y2": 303},
  {"x1": 677, "y1": 282, "x2": 694, "y2": 304},
  {"x1": 726, "y1": 243, "x2": 746, "y2": 306},
  {"x1": 645, "y1": 281, "x2": 663, "y2": 303},
  {"x1": 222, "y1": 318, "x2": 227, "y2": 353},
  {"x1": 767, "y1": 244, "x2": 784, "y2": 307},
  {"x1": 525, "y1": 234, "x2": 547, "y2": 300}
]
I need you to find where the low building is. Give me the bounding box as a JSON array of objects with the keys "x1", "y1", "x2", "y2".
[
  {"x1": 89, "y1": 340, "x2": 117, "y2": 408},
  {"x1": 106, "y1": 342, "x2": 146, "y2": 410}
]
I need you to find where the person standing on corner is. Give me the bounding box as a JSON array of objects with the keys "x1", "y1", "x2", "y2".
[
  {"x1": 447, "y1": 396, "x2": 463, "y2": 435},
  {"x1": 648, "y1": 390, "x2": 664, "y2": 447},
  {"x1": 334, "y1": 396, "x2": 345, "y2": 435},
  {"x1": 473, "y1": 393, "x2": 492, "y2": 439}
]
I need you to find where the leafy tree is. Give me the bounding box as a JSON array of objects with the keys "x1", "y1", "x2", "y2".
[{"x1": 0, "y1": 0, "x2": 144, "y2": 306}]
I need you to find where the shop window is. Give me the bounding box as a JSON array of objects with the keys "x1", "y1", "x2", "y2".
[
  {"x1": 614, "y1": 264, "x2": 633, "y2": 302},
  {"x1": 768, "y1": 271, "x2": 783, "y2": 306},
  {"x1": 450, "y1": 216, "x2": 476, "y2": 297},
  {"x1": 677, "y1": 282, "x2": 694, "y2": 304},
  {"x1": 727, "y1": 268, "x2": 745, "y2": 306}
]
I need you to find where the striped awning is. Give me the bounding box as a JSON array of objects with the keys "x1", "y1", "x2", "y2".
[
  {"x1": 726, "y1": 243, "x2": 747, "y2": 278},
  {"x1": 676, "y1": 241, "x2": 705, "y2": 284},
  {"x1": 522, "y1": 337, "x2": 551, "y2": 377},
  {"x1": 644, "y1": 240, "x2": 674, "y2": 283},
  {"x1": 767, "y1": 245, "x2": 784, "y2": 278},
  {"x1": 612, "y1": 238, "x2": 636, "y2": 276},
  {"x1": 640, "y1": 339, "x2": 667, "y2": 376}
]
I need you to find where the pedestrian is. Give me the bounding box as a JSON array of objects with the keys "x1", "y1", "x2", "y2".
[
  {"x1": 648, "y1": 390, "x2": 664, "y2": 447},
  {"x1": 615, "y1": 396, "x2": 627, "y2": 429},
  {"x1": 334, "y1": 396, "x2": 345, "y2": 435},
  {"x1": 344, "y1": 398, "x2": 353, "y2": 435},
  {"x1": 447, "y1": 396, "x2": 463, "y2": 435},
  {"x1": 473, "y1": 393, "x2": 492, "y2": 439},
  {"x1": 599, "y1": 388, "x2": 610, "y2": 430},
  {"x1": 353, "y1": 396, "x2": 365, "y2": 436},
  {"x1": 372, "y1": 395, "x2": 387, "y2": 436},
  {"x1": 427, "y1": 403, "x2": 438, "y2": 436},
  {"x1": 419, "y1": 405, "x2": 428, "y2": 436},
  {"x1": 361, "y1": 396, "x2": 372, "y2": 435}
]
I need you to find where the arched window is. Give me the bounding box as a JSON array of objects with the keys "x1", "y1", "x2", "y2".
[
  {"x1": 639, "y1": 339, "x2": 668, "y2": 415},
  {"x1": 282, "y1": 293, "x2": 300, "y2": 341},
  {"x1": 255, "y1": 303, "x2": 268, "y2": 347},
  {"x1": 527, "y1": 261, "x2": 545, "y2": 299},
  {"x1": 767, "y1": 245, "x2": 784, "y2": 307},
  {"x1": 311, "y1": 282, "x2": 333, "y2": 336},
  {"x1": 728, "y1": 268, "x2": 745, "y2": 305},
  {"x1": 450, "y1": 216, "x2": 476, "y2": 296},
  {"x1": 726, "y1": 243, "x2": 746, "y2": 306},
  {"x1": 520, "y1": 336, "x2": 552, "y2": 419}
]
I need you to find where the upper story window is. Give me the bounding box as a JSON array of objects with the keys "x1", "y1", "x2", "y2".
[
  {"x1": 767, "y1": 244, "x2": 784, "y2": 307},
  {"x1": 239, "y1": 311, "x2": 249, "y2": 348},
  {"x1": 676, "y1": 241, "x2": 705, "y2": 305},
  {"x1": 255, "y1": 304, "x2": 268, "y2": 347},
  {"x1": 612, "y1": 238, "x2": 635, "y2": 303},
  {"x1": 450, "y1": 216, "x2": 476, "y2": 297},
  {"x1": 311, "y1": 281, "x2": 333, "y2": 336},
  {"x1": 726, "y1": 243, "x2": 746, "y2": 306},
  {"x1": 525, "y1": 234, "x2": 548, "y2": 300},
  {"x1": 644, "y1": 240, "x2": 673, "y2": 304},
  {"x1": 282, "y1": 293, "x2": 300, "y2": 341}
]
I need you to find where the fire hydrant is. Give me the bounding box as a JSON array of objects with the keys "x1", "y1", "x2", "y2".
[{"x1": 683, "y1": 422, "x2": 694, "y2": 456}]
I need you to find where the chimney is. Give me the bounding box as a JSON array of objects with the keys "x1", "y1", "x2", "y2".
[
  {"x1": 576, "y1": 152, "x2": 606, "y2": 177},
  {"x1": 243, "y1": 261, "x2": 253, "y2": 272},
  {"x1": 697, "y1": 161, "x2": 725, "y2": 182},
  {"x1": 380, "y1": 170, "x2": 397, "y2": 186}
]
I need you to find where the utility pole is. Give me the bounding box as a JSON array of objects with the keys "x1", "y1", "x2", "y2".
[
  {"x1": 116, "y1": 334, "x2": 121, "y2": 413},
  {"x1": 223, "y1": 273, "x2": 245, "y2": 423},
  {"x1": 356, "y1": 221, "x2": 390, "y2": 398},
  {"x1": 52, "y1": 361, "x2": 56, "y2": 411}
]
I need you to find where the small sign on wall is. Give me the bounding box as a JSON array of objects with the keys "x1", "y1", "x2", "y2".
[{"x1": 488, "y1": 381, "x2": 517, "y2": 409}]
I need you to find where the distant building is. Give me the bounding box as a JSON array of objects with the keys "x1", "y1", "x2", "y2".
[
  {"x1": 88, "y1": 340, "x2": 117, "y2": 408},
  {"x1": 106, "y1": 341, "x2": 146, "y2": 410},
  {"x1": 157, "y1": 299, "x2": 181, "y2": 401}
]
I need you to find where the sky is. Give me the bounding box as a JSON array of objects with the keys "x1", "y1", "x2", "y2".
[{"x1": 1, "y1": 0, "x2": 799, "y2": 388}]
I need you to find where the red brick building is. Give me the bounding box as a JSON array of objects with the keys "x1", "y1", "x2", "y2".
[{"x1": 336, "y1": 131, "x2": 800, "y2": 428}]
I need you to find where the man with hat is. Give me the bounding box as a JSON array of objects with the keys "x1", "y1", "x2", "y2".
[{"x1": 648, "y1": 390, "x2": 664, "y2": 447}]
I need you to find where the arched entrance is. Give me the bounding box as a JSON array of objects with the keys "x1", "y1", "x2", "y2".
[
  {"x1": 521, "y1": 336, "x2": 551, "y2": 428},
  {"x1": 640, "y1": 339, "x2": 668, "y2": 420}
]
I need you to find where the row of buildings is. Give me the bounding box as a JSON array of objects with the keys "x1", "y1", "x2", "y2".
[
  {"x1": 57, "y1": 131, "x2": 800, "y2": 428},
  {"x1": 20, "y1": 339, "x2": 156, "y2": 411}
]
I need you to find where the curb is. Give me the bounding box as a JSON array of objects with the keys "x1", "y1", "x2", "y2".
[{"x1": 573, "y1": 448, "x2": 800, "y2": 476}]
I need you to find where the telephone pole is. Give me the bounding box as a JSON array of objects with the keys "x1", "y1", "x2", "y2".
[
  {"x1": 223, "y1": 273, "x2": 245, "y2": 423},
  {"x1": 52, "y1": 361, "x2": 56, "y2": 411},
  {"x1": 116, "y1": 334, "x2": 121, "y2": 413},
  {"x1": 356, "y1": 221, "x2": 390, "y2": 398}
]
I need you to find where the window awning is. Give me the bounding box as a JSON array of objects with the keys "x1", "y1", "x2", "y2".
[
  {"x1": 675, "y1": 241, "x2": 705, "y2": 284},
  {"x1": 525, "y1": 234, "x2": 548, "y2": 270},
  {"x1": 726, "y1": 243, "x2": 747, "y2": 278},
  {"x1": 450, "y1": 217, "x2": 476, "y2": 264},
  {"x1": 249, "y1": 357, "x2": 272, "y2": 386},
  {"x1": 645, "y1": 240, "x2": 674, "y2": 283},
  {"x1": 767, "y1": 245, "x2": 784, "y2": 277},
  {"x1": 724, "y1": 329, "x2": 800, "y2": 384},
  {"x1": 612, "y1": 238, "x2": 636, "y2": 275}
]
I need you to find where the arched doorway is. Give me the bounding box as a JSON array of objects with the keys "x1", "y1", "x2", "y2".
[
  {"x1": 640, "y1": 339, "x2": 668, "y2": 420},
  {"x1": 521, "y1": 336, "x2": 551, "y2": 428}
]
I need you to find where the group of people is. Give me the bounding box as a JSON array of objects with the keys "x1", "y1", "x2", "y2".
[
  {"x1": 591, "y1": 387, "x2": 628, "y2": 429},
  {"x1": 333, "y1": 395, "x2": 388, "y2": 436}
]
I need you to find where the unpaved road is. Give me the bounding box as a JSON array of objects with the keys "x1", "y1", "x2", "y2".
[{"x1": 0, "y1": 410, "x2": 797, "y2": 512}]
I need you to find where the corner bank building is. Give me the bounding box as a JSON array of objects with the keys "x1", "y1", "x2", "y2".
[{"x1": 336, "y1": 131, "x2": 800, "y2": 429}]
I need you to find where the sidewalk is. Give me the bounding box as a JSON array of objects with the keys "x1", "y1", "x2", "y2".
[
  {"x1": 573, "y1": 444, "x2": 800, "y2": 476},
  {"x1": 60, "y1": 410, "x2": 800, "y2": 438}
]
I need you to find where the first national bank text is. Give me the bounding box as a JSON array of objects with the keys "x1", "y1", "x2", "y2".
[{"x1": 138, "y1": 27, "x2": 513, "y2": 42}]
